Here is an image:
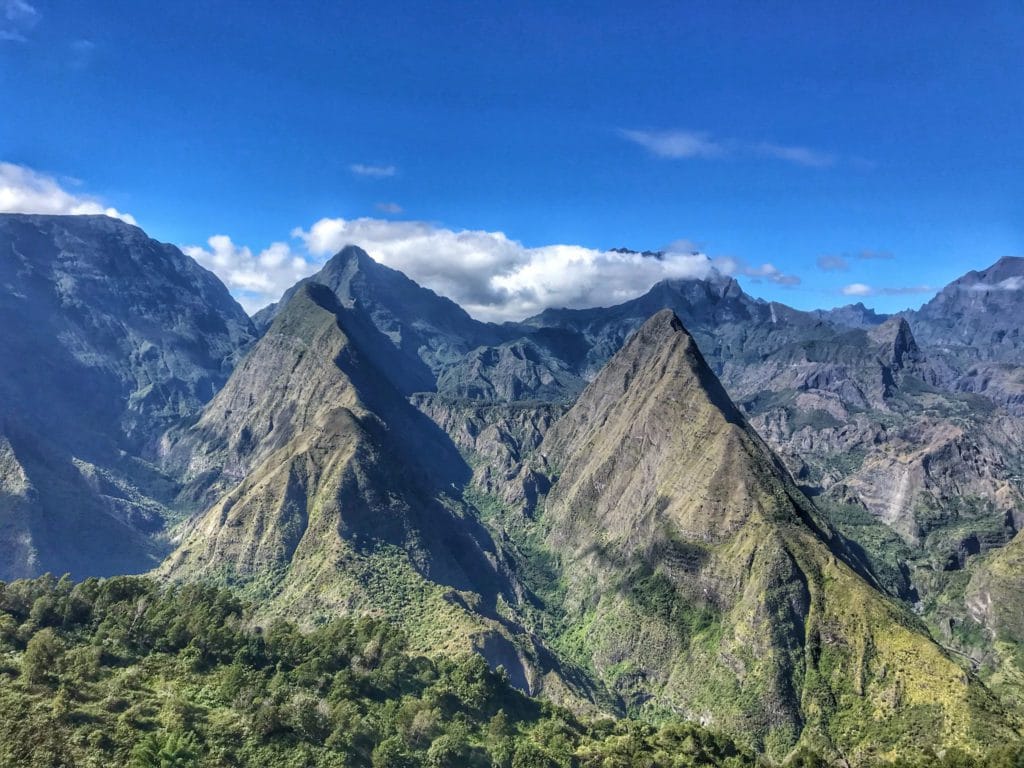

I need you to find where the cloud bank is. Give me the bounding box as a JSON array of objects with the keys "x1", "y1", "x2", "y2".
[
  {"x1": 0, "y1": 163, "x2": 136, "y2": 224},
  {"x1": 1, "y1": 161, "x2": 804, "y2": 322},
  {"x1": 291, "y1": 217, "x2": 731, "y2": 321},
  {"x1": 182, "y1": 236, "x2": 315, "y2": 314}
]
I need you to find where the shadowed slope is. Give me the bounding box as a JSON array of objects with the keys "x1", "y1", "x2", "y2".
[
  {"x1": 160, "y1": 283, "x2": 551, "y2": 686},
  {"x1": 0, "y1": 214, "x2": 254, "y2": 579}
]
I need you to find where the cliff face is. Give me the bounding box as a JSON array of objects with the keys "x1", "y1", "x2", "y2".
[
  {"x1": 906, "y1": 256, "x2": 1024, "y2": 415},
  {"x1": 0, "y1": 214, "x2": 254, "y2": 579}
]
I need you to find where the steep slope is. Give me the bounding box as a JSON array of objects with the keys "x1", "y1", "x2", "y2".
[
  {"x1": 160, "y1": 282, "x2": 567, "y2": 693},
  {"x1": 528, "y1": 310, "x2": 1012, "y2": 761},
  {"x1": 0, "y1": 214, "x2": 254, "y2": 446},
  {"x1": 0, "y1": 214, "x2": 255, "y2": 579}
]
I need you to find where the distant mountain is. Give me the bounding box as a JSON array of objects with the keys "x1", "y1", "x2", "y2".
[
  {"x1": 253, "y1": 245, "x2": 510, "y2": 393},
  {"x1": 905, "y1": 256, "x2": 1024, "y2": 414},
  {"x1": 0, "y1": 214, "x2": 255, "y2": 579},
  {"x1": 810, "y1": 301, "x2": 889, "y2": 328}
]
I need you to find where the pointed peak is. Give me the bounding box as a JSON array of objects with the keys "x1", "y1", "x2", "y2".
[
  {"x1": 319, "y1": 244, "x2": 374, "y2": 275},
  {"x1": 869, "y1": 315, "x2": 920, "y2": 371},
  {"x1": 334, "y1": 243, "x2": 373, "y2": 263},
  {"x1": 619, "y1": 310, "x2": 704, "y2": 366},
  {"x1": 869, "y1": 314, "x2": 916, "y2": 346},
  {"x1": 645, "y1": 307, "x2": 686, "y2": 333}
]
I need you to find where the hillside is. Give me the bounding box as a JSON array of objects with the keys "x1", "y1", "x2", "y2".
[{"x1": 523, "y1": 310, "x2": 1014, "y2": 761}]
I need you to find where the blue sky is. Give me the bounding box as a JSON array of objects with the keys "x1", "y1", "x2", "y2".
[{"x1": 1, "y1": 0, "x2": 1022, "y2": 318}]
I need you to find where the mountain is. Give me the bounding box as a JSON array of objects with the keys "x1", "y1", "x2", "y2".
[
  {"x1": 528, "y1": 310, "x2": 1012, "y2": 760},
  {"x1": 905, "y1": 256, "x2": 1024, "y2": 415},
  {"x1": 158, "y1": 281, "x2": 580, "y2": 696},
  {"x1": 0, "y1": 214, "x2": 255, "y2": 580},
  {"x1": 252, "y1": 245, "x2": 512, "y2": 394},
  {"x1": 2, "y1": 216, "x2": 1023, "y2": 764}
]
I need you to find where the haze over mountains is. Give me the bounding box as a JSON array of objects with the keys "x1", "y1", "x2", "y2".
[{"x1": 2, "y1": 212, "x2": 1024, "y2": 762}]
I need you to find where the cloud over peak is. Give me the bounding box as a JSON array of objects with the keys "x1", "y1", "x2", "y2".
[
  {"x1": 0, "y1": 161, "x2": 805, "y2": 322},
  {"x1": 182, "y1": 235, "x2": 312, "y2": 314},
  {"x1": 0, "y1": 162, "x2": 136, "y2": 224},
  {"x1": 292, "y1": 217, "x2": 725, "y2": 321}
]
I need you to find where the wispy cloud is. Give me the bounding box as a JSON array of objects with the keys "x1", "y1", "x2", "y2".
[
  {"x1": 375, "y1": 201, "x2": 403, "y2": 215},
  {"x1": 0, "y1": 162, "x2": 136, "y2": 224},
  {"x1": 621, "y1": 128, "x2": 836, "y2": 168},
  {"x1": 754, "y1": 142, "x2": 835, "y2": 168},
  {"x1": 967, "y1": 276, "x2": 1023, "y2": 292},
  {"x1": 714, "y1": 256, "x2": 801, "y2": 286},
  {"x1": 350, "y1": 163, "x2": 396, "y2": 178},
  {"x1": 817, "y1": 255, "x2": 849, "y2": 272},
  {"x1": 842, "y1": 282, "x2": 932, "y2": 297},
  {"x1": 70, "y1": 38, "x2": 96, "y2": 68},
  {"x1": 818, "y1": 249, "x2": 895, "y2": 272},
  {"x1": 618, "y1": 130, "x2": 724, "y2": 159},
  {"x1": 1, "y1": 0, "x2": 38, "y2": 42}
]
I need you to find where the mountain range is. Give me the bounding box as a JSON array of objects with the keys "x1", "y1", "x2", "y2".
[{"x1": 2, "y1": 212, "x2": 1023, "y2": 763}]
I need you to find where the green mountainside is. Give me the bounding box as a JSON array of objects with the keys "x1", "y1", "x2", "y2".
[{"x1": 528, "y1": 310, "x2": 1013, "y2": 761}]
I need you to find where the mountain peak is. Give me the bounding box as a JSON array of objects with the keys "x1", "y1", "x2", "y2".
[
  {"x1": 321, "y1": 243, "x2": 374, "y2": 272},
  {"x1": 640, "y1": 306, "x2": 685, "y2": 334}
]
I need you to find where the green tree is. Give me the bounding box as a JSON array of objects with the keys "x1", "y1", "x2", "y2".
[{"x1": 21, "y1": 627, "x2": 63, "y2": 684}]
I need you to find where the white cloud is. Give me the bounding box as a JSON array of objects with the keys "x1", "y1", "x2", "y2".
[
  {"x1": 621, "y1": 128, "x2": 836, "y2": 168},
  {"x1": 292, "y1": 217, "x2": 728, "y2": 321},
  {"x1": 755, "y1": 142, "x2": 835, "y2": 168},
  {"x1": 842, "y1": 283, "x2": 873, "y2": 296},
  {"x1": 375, "y1": 202, "x2": 403, "y2": 214},
  {"x1": 711, "y1": 256, "x2": 801, "y2": 287},
  {"x1": 350, "y1": 163, "x2": 396, "y2": 178},
  {"x1": 0, "y1": 162, "x2": 136, "y2": 224},
  {"x1": 183, "y1": 235, "x2": 316, "y2": 314}
]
